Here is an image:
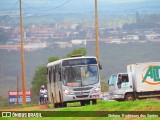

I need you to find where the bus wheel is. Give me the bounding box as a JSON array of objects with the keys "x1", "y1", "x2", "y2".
[
  {"x1": 54, "y1": 103, "x2": 58, "y2": 108},
  {"x1": 63, "y1": 102, "x2": 67, "y2": 107},
  {"x1": 92, "y1": 99, "x2": 97, "y2": 105},
  {"x1": 80, "y1": 101, "x2": 85, "y2": 106},
  {"x1": 58, "y1": 103, "x2": 62, "y2": 108},
  {"x1": 85, "y1": 100, "x2": 90, "y2": 105},
  {"x1": 125, "y1": 94, "x2": 134, "y2": 101}
]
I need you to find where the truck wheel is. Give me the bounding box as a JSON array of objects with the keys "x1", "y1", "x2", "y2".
[{"x1": 125, "y1": 94, "x2": 134, "y2": 101}]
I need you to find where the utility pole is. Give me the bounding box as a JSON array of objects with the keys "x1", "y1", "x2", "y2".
[
  {"x1": 19, "y1": 0, "x2": 26, "y2": 105},
  {"x1": 95, "y1": 0, "x2": 99, "y2": 62},
  {"x1": 16, "y1": 76, "x2": 19, "y2": 105}
]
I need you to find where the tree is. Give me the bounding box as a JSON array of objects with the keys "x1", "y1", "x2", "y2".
[
  {"x1": 31, "y1": 65, "x2": 47, "y2": 103},
  {"x1": 31, "y1": 56, "x2": 60, "y2": 103},
  {"x1": 31, "y1": 66, "x2": 47, "y2": 93},
  {"x1": 65, "y1": 48, "x2": 87, "y2": 58},
  {"x1": 101, "y1": 81, "x2": 108, "y2": 92},
  {"x1": 31, "y1": 48, "x2": 87, "y2": 103},
  {"x1": 48, "y1": 57, "x2": 59, "y2": 63},
  {"x1": 100, "y1": 75, "x2": 108, "y2": 92}
]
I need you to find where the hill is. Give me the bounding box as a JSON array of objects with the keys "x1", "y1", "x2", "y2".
[{"x1": 0, "y1": 42, "x2": 160, "y2": 97}]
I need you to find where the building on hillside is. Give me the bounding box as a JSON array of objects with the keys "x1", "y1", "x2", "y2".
[
  {"x1": 126, "y1": 35, "x2": 139, "y2": 40},
  {"x1": 57, "y1": 23, "x2": 79, "y2": 30}
]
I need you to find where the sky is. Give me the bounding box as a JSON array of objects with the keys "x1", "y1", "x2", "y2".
[
  {"x1": 106, "y1": 0, "x2": 145, "y2": 3},
  {"x1": 22, "y1": 0, "x2": 146, "y2": 4},
  {"x1": 0, "y1": 0, "x2": 147, "y2": 5},
  {"x1": 0, "y1": 0, "x2": 159, "y2": 14},
  {"x1": 25, "y1": 0, "x2": 145, "y2": 3}
]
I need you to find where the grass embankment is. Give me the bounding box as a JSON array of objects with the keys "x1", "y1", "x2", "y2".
[
  {"x1": 48, "y1": 99, "x2": 160, "y2": 111},
  {"x1": 60, "y1": 99, "x2": 160, "y2": 111},
  {"x1": 0, "y1": 104, "x2": 38, "y2": 110},
  {"x1": 1, "y1": 99, "x2": 160, "y2": 120}
]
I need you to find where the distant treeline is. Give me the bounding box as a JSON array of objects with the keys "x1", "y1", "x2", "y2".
[
  {"x1": 123, "y1": 12, "x2": 160, "y2": 30},
  {"x1": 123, "y1": 22, "x2": 160, "y2": 30}
]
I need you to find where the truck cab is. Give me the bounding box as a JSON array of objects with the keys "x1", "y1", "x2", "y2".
[{"x1": 108, "y1": 73, "x2": 134, "y2": 101}]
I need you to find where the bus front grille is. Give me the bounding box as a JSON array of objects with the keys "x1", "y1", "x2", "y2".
[
  {"x1": 76, "y1": 95, "x2": 89, "y2": 98},
  {"x1": 73, "y1": 87, "x2": 93, "y2": 91}
]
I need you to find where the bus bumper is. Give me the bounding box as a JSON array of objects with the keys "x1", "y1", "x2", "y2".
[{"x1": 63, "y1": 92, "x2": 101, "y2": 102}]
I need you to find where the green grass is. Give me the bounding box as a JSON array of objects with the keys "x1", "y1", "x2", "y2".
[
  {"x1": 1, "y1": 99, "x2": 160, "y2": 120},
  {"x1": 17, "y1": 104, "x2": 39, "y2": 108},
  {"x1": 0, "y1": 104, "x2": 38, "y2": 110},
  {"x1": 53, "y1": 99, "x2": 160, "y2": 111}
]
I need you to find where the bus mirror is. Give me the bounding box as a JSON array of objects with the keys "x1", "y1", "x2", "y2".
[{"x1": 99, "y1": 64, "x2": 102, "y2": 70}]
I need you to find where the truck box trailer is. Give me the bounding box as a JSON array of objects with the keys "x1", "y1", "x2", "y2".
[{"x1": 108, "y1": 62, "x2": 160, "y2": 101}]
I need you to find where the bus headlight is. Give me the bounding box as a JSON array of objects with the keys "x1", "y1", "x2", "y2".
[
  {"x1": 64, "y1": 89, "x2": 74, "y2": 95},
  {"x1": 93, "y1": 86, "x2": 100, "y2": 93}
]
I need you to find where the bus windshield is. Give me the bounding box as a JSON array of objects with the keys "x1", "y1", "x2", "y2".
[{"x1": 62, "y1": 65, "x2": 98, "y2": 86}]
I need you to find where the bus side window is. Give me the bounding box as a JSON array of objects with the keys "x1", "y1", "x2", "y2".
[
  {"x1": 56, "y1": 65, "x2": 60, "y2": 82},
  {"x1": 58, "y1": 65, "x2": 62, "y2": 81},
  {"x1": 54, "y1": 66, "x2": 57, "y2": 82},
  {"x1": 53, "y1": 67, "x2": 56, "y2": 83},
  {"x1": 51, "y1": 67, "x2": 53, "y2": 83},
  {"x1": 57, "y1": 65, "x2": 60, "y2": 81},
  {"x1": 49, "y1": 69, "x2": 51, "y2": 84}
]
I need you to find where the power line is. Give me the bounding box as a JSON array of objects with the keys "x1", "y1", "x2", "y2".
[
  {"x1": 1, "y1": 0, "x2": 19, "y2": 20},
  {"x1": 44, "y1": 0, "x2": 71, "y2": 11},
  {"x1": 0, "y1": 0, "x2": 72, "y2": 22},
  {"x1": 23, "y1": 0, "x2": 71, "y2": 12}
]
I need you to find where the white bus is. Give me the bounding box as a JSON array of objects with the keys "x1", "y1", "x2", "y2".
[{"x1": 47, "y1": 56, "x2": 102, "y2": 108}]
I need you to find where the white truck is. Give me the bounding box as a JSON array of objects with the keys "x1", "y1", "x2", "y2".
[{"x1": 108, "y1": 62, "x2": 160, "y2": 101}]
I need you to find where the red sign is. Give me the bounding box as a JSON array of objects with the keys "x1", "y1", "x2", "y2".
[{"x1": 8, "y1": 90, "x2": 31, "y2": 96}]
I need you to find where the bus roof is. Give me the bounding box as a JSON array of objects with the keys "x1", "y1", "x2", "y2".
[{"x1": 47, "y1": 56, "x2": 97, "y2": 67}]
